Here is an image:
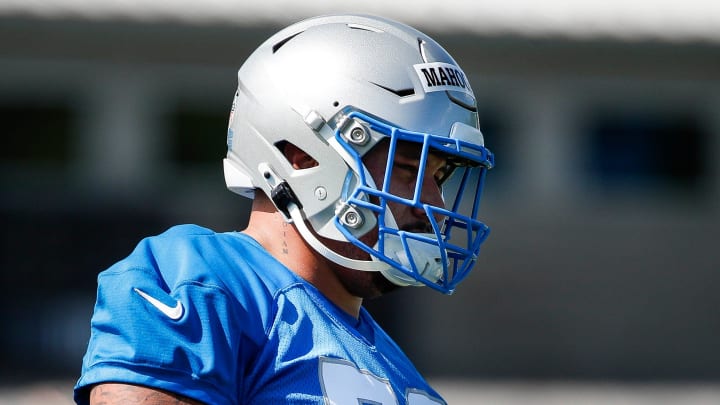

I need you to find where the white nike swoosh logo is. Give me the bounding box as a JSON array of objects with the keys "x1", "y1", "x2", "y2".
[{"x1": 134, "y1": 288, "x2": 184, "y2": 320}]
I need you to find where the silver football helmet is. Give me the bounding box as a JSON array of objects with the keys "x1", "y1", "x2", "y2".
[{"x1": 224, "y1": 14, "x2": 494, "y2": 294}]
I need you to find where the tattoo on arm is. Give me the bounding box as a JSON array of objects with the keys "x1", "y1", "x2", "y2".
[{"x1": 89, "y1": 383, "x2": 205, "y2": 405}]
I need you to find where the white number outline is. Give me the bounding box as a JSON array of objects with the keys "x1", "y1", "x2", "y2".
[{"x1": 318, "y1": 357, "x2": 445, "y2": 405}]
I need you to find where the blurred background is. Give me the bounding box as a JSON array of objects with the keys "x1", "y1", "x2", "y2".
[{"x1": 1, "y1": 0, "x2": 719, "y2": 403}]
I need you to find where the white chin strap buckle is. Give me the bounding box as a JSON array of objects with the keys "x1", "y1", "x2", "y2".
[{"x1": 375, "y1": 233, "x2": 444, "y2": 287}]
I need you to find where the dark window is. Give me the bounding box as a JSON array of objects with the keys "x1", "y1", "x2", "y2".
[
  {"x1": 169, "y1": 108, "x2": 228, "y2": 165},
  {"x1": 0, "y1": 103, "x2": 73, "y2": 165},
  {"x1": 585, "y1": 109, "x2": 707, "y2": 190}
]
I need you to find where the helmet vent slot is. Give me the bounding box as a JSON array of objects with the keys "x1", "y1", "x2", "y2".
[
  {"x1": 347, "y1": 23, "x2": 383, "y2": 33},
  {"x1": 272, "y1": 31, "x2": 304, "y2": 53},
  {"x1": 446, "y1": 91, "x2": 478, "y2": 112},
  {"x1": 372, "y1": 82, "x2": 415, "y2": 97},
  {"x1": 418, "y1": 38, "x2": 429, "y2": 63}
]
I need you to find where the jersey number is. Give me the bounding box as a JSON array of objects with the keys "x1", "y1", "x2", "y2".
[{"x1": 319, "y1": 357, "x2": 443, "y2": 405}]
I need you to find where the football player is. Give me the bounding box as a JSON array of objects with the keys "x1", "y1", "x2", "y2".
[{"x1": 75, "y1": 14, "x2": 494, "y2": 404}]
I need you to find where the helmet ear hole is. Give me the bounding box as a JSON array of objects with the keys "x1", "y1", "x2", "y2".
[{"x1": 275, "y1": 141, "x2": 319, "y2": 170}]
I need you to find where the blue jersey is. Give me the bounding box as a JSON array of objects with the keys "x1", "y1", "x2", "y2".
[{"x1": 74, "y1": 224, "x2": 445, "y2": 405}]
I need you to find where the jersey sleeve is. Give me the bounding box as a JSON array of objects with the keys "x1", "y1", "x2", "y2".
[{"x1": 74, "y1": 263, "x2": 253, "y2": 405}]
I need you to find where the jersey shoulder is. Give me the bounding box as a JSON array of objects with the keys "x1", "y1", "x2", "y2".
[
  {"x1": 108, "y1": 224, "x2": 298, "y2": 294},
  {"x1": 76, "y1": 224, "x2": 299, "y2": 405}
]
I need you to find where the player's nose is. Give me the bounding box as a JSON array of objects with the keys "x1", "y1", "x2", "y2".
[{"x1": 412, "y1": 173, "x2": 445, "y2": 223}]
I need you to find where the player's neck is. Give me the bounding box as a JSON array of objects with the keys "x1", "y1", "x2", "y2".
[{"x1": 243, "y1": 197, "x2": 363, "y2": 318}]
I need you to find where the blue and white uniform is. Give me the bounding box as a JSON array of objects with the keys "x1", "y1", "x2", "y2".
[{"x1": 74, "y1": 224, "x2": 444, "y2": 405}]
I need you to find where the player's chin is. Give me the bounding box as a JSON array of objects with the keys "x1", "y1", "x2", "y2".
[
  {"x1": 320, "y1": 234, "x2": 401, "y2": 298},
  {"x1": 368, "y1": 272, "x2": 402, "y2": 298},
  {"x1": 331, "y1": 264, "x2": 400, "y2": 299}
]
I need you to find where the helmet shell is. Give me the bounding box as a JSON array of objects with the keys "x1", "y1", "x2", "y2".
[{"x1": 225, "y1": 14, "x2": 479, "y2": 232}]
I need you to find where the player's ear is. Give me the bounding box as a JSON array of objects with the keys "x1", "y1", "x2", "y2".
[{"x1": 280, "y1": 141, "x2": 318, "y2": 170}]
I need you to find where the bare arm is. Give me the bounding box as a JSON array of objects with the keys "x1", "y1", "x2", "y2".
[{"x1": 89, "y1": 383, "x2": 205, "y2": 405}]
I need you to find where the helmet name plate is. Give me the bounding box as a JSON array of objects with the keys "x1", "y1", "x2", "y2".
[{"x1": 413, "y1": 62, "x2": 473, "y2": 97}]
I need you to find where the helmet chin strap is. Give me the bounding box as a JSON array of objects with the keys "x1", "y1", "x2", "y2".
[
  {"x1": 287, "y1": 202, "x2": 387, "y2": 272},
  {"x1": 376, "y1": 232, "x2": 444, "y2": 287},
  {"x1": 288, "y1": 201, "x2": 445, "y2": 288}
]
